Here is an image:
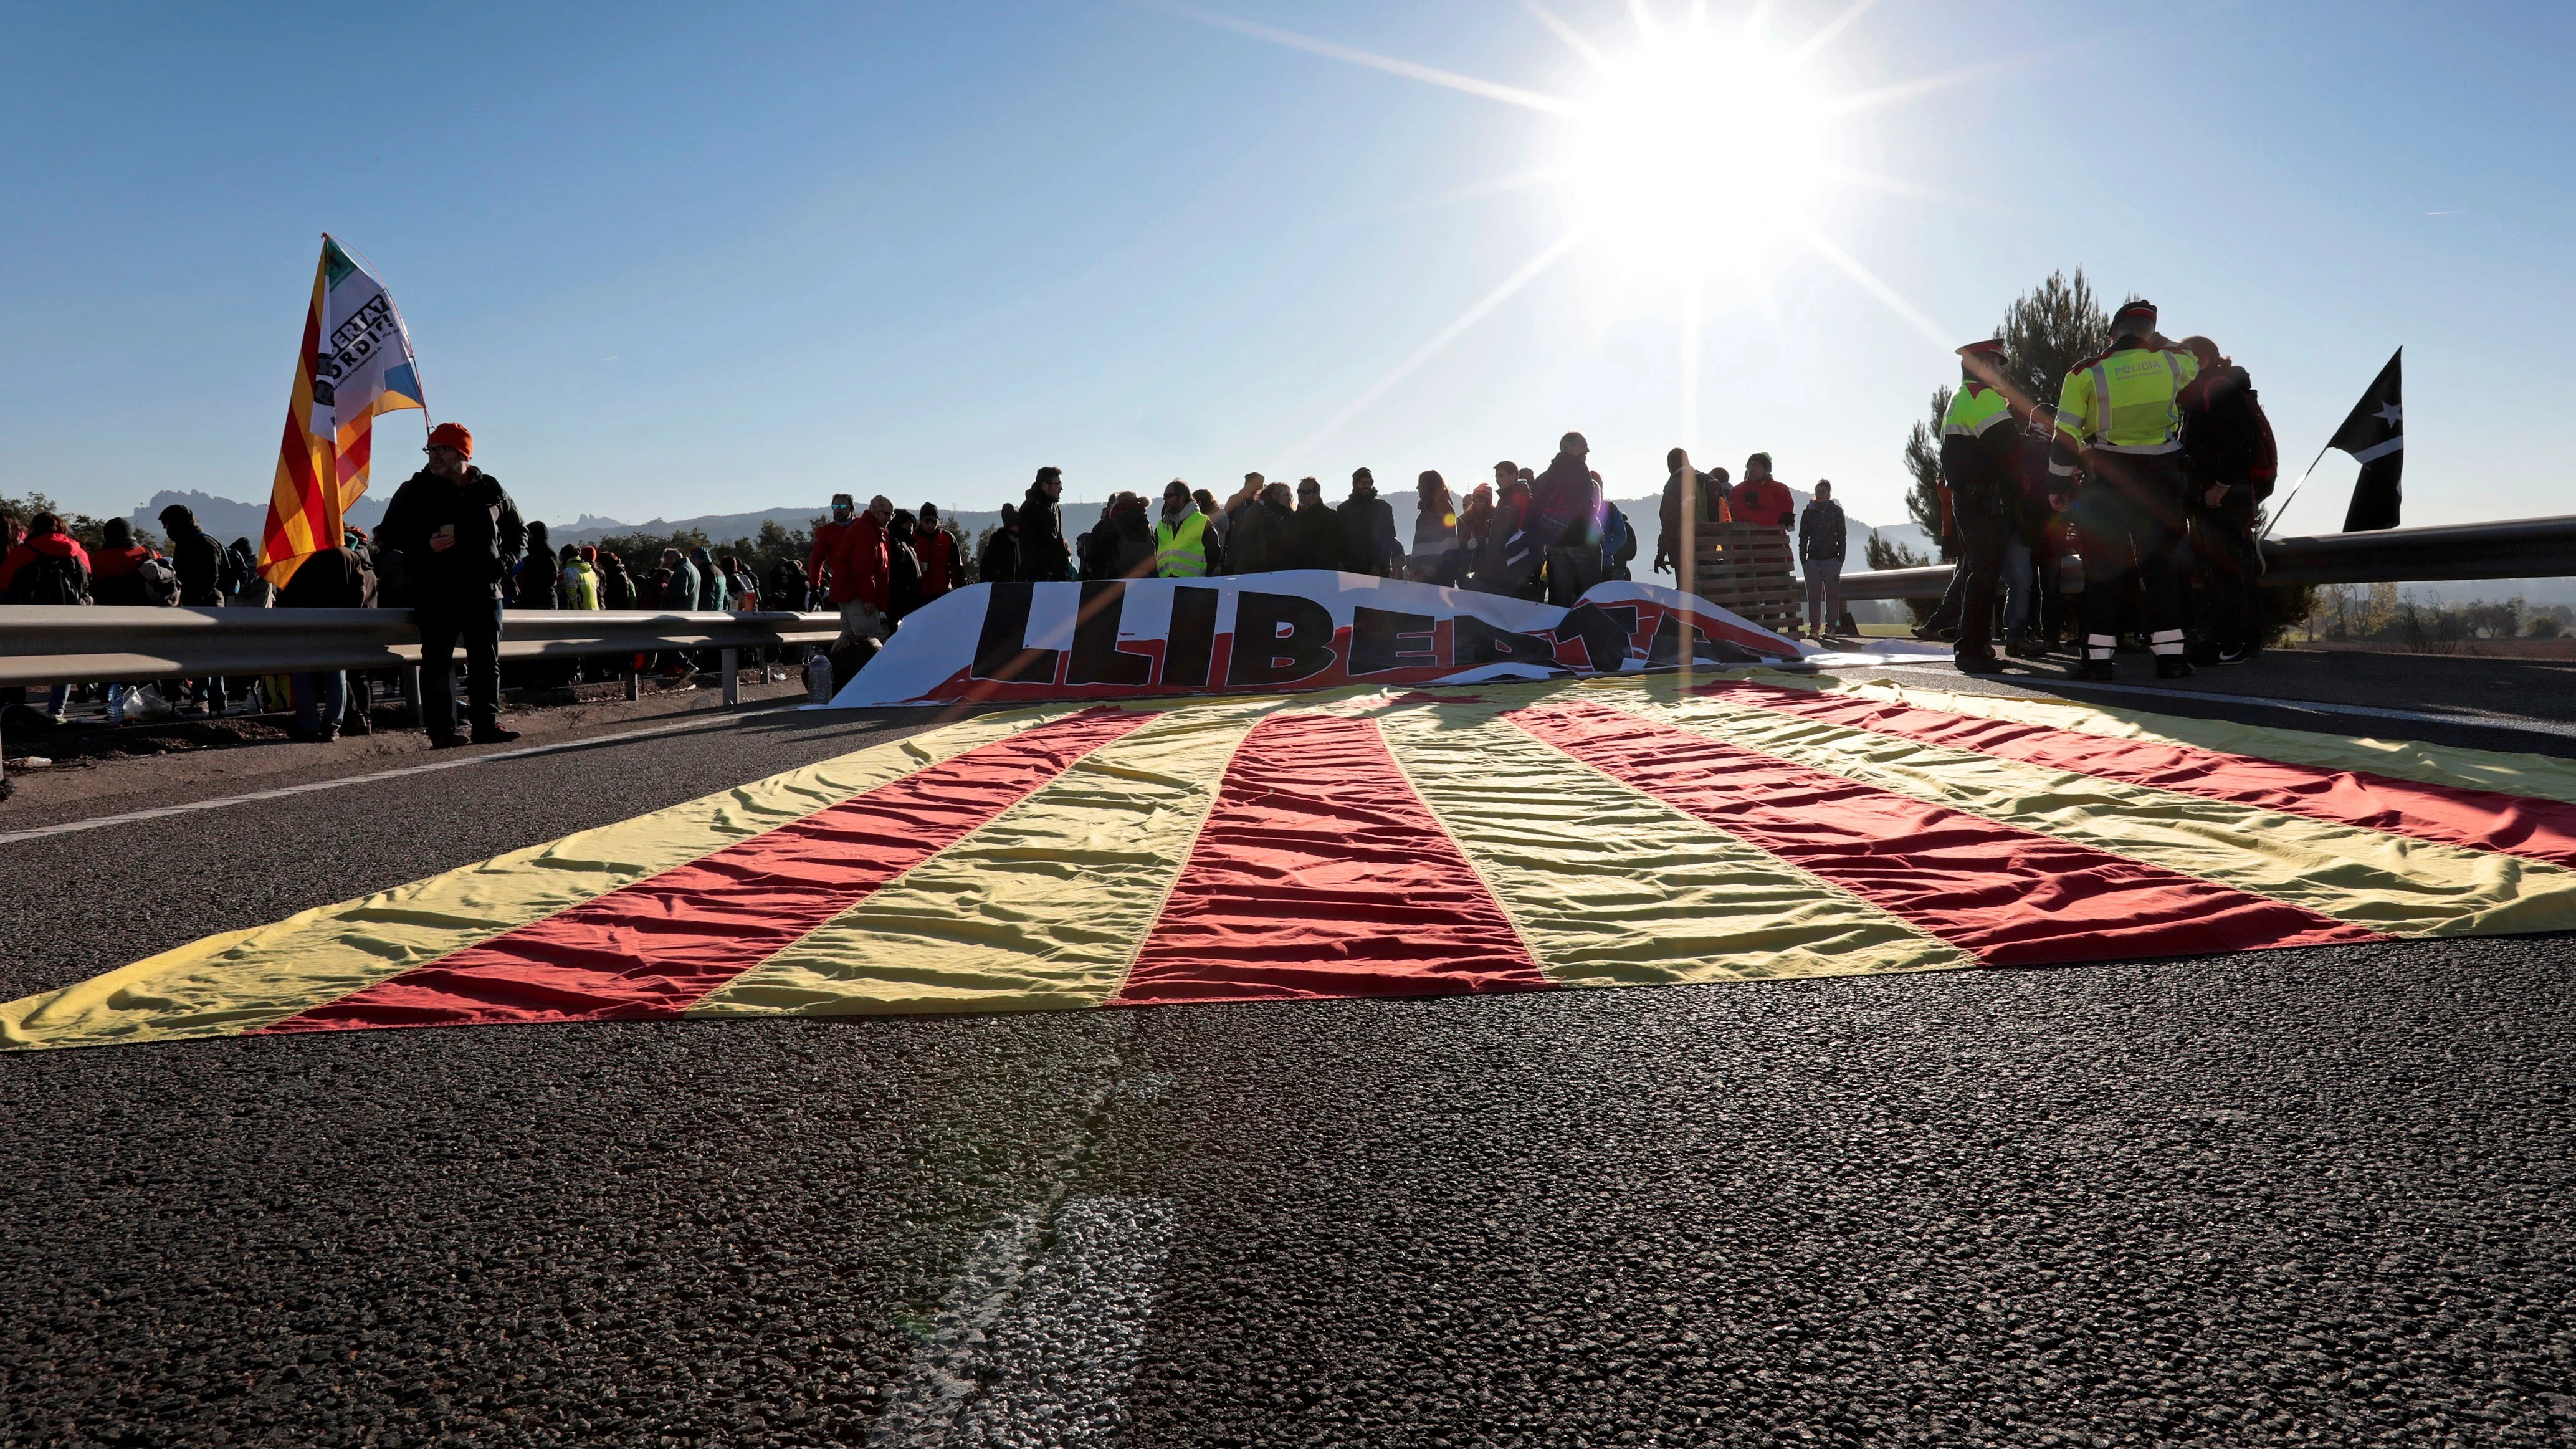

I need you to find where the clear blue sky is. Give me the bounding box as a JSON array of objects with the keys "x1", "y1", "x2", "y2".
[{"x1": 4, "y1": 1, "x2": 2569, "y2": 534}]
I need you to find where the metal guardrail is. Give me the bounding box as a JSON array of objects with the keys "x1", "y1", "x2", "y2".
[
  {"x1": 1839, "y1": 513, "x2": 2576, "y2": 601},
  {"x1": 0, "y1": 607, "x2": 842, "y2": 689},
  {"x1": 9, "y1": 512, "x2": 2572, "y2": 682}
]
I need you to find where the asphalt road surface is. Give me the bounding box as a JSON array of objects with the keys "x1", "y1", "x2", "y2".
[{"x1": 5, "y1": 676, "x2": 2573, "y2": 1447}]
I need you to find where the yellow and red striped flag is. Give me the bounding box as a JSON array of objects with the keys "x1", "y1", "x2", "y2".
[
  {"x1": 9, "y1": 673, "x2": 2576, "y2": 1051},
  {"x1": 259, "y1": 235, "x2": 424, "y2": 586}
]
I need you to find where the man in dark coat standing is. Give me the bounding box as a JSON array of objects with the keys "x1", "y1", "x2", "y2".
[
  {"x1": 156, "y1": 504, "x2": 226, "y2": 607},
  {"x1": 276, "y1": 538, "x2": 371, "y2": 742},
  {"x1": 376, "y1": 421, "x2": 527, "y2": 747},
  {"x1": 2179, "y1": 335, "x2": 2279, "y2": 664},
  {"x1": 1228, "y1": 482, "x2": 1292, "y2": 574},
  {"x1": 1018, "y1": 467, "x2": 1072, "y2": 583},
  {"x1": 1796, "y1": 480, "x2": 1848, "y2": 638},
  {"x1": 158, "y1": 502, "x2": 235, "y2": 714},
  {"x1": 978, "y1": 504, "x2": 1021, "y2": 585},
  {"x1": 1336, "y1": 467, "x2": 1403, "y2": 577},
  {"x1": 1529, "y1": 433, "x2": 1602, "y2": 604},
  {"x1": 1289, "y1": 477, "x2": 1342, "y2": 571},
  {"x1": 1107, "y1": 495, "x2": 1157, "y2": 578}
]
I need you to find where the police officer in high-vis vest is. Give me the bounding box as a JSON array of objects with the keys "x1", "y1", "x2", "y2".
[
  {"x1": 2053, "y1": 298, "x2": 2200, "y2": 681},
  {"x1": 1154, "y1": 479, "x2": 1213, "y2": 579},
  {"x1": 1940, "y1": 338, "x2": 2022, "y2": 674}
]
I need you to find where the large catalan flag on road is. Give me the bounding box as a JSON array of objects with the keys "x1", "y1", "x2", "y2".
[
  {"x1": 9, "y1": 673, "x2": 2576, "y2": 1051},
  {"x1": 259, "y1": 235, "x2": 424, "y2": 586}
]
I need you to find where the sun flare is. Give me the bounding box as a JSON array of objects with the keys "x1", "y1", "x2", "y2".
[
  {"x1": 1561, "y1": 23, "x2": 1839, "y2": 282},
  {"x1": 1167, "y1": 0, "x2": 1963, "y2": 453}
]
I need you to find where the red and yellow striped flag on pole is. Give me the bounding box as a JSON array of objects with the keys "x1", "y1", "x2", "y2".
[{"x1": 259, "y1": 235, "x2": 424, "y2": 586}]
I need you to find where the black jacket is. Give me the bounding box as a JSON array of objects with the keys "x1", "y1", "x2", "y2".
[
  {"x1": 1656, "y1": 469, "x2": 1720, "y2": 567},
  {"x1": 277, "y1": 545, "x2": 372, "y2": 608},
  {"x1": 515, "y1": 547, "x2": 561, "y2": 610},
  {"x1": 978, "y1": 527, "x2": 1019, "y2": 586},
  {"x1": 1796, "y1": 497, "x2": 1847, "y2": 563},
  {"x1": 887, "y1": 535, "x2": 923, "y2": 619},
  {"x1": 1018, "y1": 486, "x2": 1071, "y2": 583},
  {"x1": 378, "y1": 468, "x2": 527, "y2": 603},
  {"x1": 1289, "y1": 500, "x2": 1342, "y2": 571},
  {"x1": 1530, "y1": 451, "x2": 1599, "y2": 545},
  {"x1": 165, "y1": 525, "x2": 226, "y2": 606},
  {"x1": 2182, "y1": 364, "x2": 2279, "y2": 510},
  {"x1": 1110, "y1": 507, "x2": 1155, "y2": 579},
  {"x1": 1337, "y1": 490, "x2": 1400, "y2": 575},
  {"x1": 1077, "y1": 511, "x2": 1117, "y2": 581},
  {"x1": 1226, "y1": 498, "x2": 1287, "y2": 574}
]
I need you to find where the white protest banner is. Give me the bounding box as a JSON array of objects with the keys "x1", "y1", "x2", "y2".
[{"x1": 824, "y1": 571, "x2": 1801, "y2": 707}]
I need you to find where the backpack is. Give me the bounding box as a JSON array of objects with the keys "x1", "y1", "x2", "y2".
[
  {"x1": 135, "y1": 554, "x2": 181, "y2": 606},
  {"x1": 11, "y1": 552, "x2": 90, "y2": 605}
]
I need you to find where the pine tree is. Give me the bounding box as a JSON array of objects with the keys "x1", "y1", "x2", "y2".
[
  {"x1": 1892, "y1": 267, "x2": 2118, "y2": 565},
  {"x1": 1996, "y1": 268, "x2": 2113, "y2": 410}
]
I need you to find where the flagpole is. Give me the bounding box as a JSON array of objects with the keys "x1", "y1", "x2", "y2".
[{"x1": 2258, "y1": 438, "x2": 2336, "y2": 541}]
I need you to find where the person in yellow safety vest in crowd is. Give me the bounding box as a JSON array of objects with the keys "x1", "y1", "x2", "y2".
[
  {"x1": 2053, "y1": 297, "x2": 2201, "y2": 681},
  {"x1": 1154, "y1": 479, "x2": 1213, "y2": 578},
  {"x1": 1940, "y1": 338, "x2": 2022, "y2": 676}
]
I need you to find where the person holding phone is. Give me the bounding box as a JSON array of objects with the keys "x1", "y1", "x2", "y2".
[{"x1": 377, "y1": 421, "x2": 527, "y2": 747}]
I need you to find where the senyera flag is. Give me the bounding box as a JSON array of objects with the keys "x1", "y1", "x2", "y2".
[
  {"x1": 12, "y1": 672, "x2": 2576, "y2": 1052},
  {"x1": 260, "y1": 234, "x2": 425, "y2": 586}
]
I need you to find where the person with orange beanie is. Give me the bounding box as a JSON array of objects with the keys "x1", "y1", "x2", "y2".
[{"x1": 376, "y1": 421, "x2": 528, "y2": 747}]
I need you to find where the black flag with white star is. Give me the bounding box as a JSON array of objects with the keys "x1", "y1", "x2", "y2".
[{"x1": 2333, "y1": 347, "x2": 2404, "y2": 532}]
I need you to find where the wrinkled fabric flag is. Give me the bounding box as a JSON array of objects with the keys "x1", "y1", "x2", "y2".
[
  {"x1": 260, "y1": 235, "x2": 425, "y2": 585},
  {"x1": 2332, "y1": 347, "x2": 2403, "y2": 532},
  {"x1": 11, "y1": 672, "x2": 2576, "y2": 1053}
]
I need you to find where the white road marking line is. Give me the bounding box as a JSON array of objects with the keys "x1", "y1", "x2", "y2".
[
  {"x1": 0, "y1": 704, "x2": 809, "y2": 847},
  {"x1": 871, "y1": 1197, "x2": 1181, "y2": 1447},
  {"x1": 1856, "y1": 662, "x2": 2576, "y2": 739}
]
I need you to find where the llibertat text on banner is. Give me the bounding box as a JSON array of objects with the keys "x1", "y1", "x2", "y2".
[{"x1": 823, "y1": 572, "x2": 1802, "y2": 707}]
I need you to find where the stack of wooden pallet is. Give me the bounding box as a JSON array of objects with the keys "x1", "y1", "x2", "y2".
[{"x1": 1685, "y1": 522, "x2": 1803, "y2": 635}]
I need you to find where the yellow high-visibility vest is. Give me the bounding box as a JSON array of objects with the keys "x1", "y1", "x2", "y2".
[
  {"x1": 1942, "y1": 383, "x2": 2013, "y2": 439},
  {"x1": 2055, "y1": 345, "x2": 2199, "y2": 457},
  {"x1": 1154, "y1": 509, "x2": 1211, "y2": 578}
]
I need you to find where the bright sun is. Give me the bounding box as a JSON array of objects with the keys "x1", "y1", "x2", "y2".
[
  {"x1": 1169, "y1": 1, "x2": 1946, "y2": 455},
  {"x1": 1562, "y1": 24, "x2": 1838, "y2": 280}
]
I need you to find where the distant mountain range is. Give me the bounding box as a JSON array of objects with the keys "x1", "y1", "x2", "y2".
[{"x1": 135, "y1": 489, "x2": 390, "y2": 545}]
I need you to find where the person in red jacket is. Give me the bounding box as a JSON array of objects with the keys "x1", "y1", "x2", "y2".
[
  {"x1": 0, "y1": 510, "x2": 92, "y2": 601},
  {"x1": 917, "y1": 502, "x2": 966, "y2": 601},
  {"x1": 808, "y1": 494, "x2": 856, "y2": 605},
  {"x1": 831, "y1": 494, "x2": 894, "y2": 645},
  {"x1": 1730, "y1": 452, "x2": 1796, "y2": 528},
  {"x1": 2, "y1": 512, "x2": 96, "y2": 724}
]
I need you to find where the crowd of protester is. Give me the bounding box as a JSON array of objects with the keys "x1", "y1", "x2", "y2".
[
  {"x1": 8, "y1": 419, "x2": 1839, "y2": 750},
  {"x1": 2, "y1": 500, "x2": 295, "y2": 728},
  {"x1": 867, "y1": 444, "x2": 1648, "y2": 607}
]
